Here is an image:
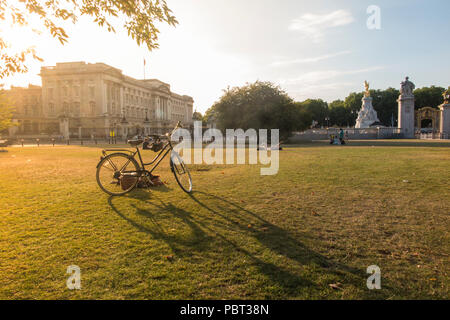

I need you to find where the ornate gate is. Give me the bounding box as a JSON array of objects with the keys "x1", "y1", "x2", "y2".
[{"x1": 415, "y1": 107, "x2": 440, "y2": 139}]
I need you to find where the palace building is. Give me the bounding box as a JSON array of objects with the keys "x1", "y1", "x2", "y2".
[{"x1": 6, "y1": 61, "x2": 194, "y2": 139}]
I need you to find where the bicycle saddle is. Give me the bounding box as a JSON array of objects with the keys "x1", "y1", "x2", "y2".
[{"x1": 127, "y1": 139, "x2": 143, "y2": 146}]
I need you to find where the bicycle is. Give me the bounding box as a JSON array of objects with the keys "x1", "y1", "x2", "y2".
[{"x1": 96, "y1": 121, "x2": 192, "y2": 196}]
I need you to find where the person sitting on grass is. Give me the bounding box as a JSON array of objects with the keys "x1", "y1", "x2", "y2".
[{"x1": 339, "y1": 128, "x2": 345, "y2": 145}]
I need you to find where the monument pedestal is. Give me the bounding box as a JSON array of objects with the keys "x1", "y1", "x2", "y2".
[
  {"x1": 439, "y1": 103, "x2": 450, "y2": 138},
  {"x1": 355, "y1": 97, "x2": 380, "y2": 128},
  {"x1": 398, "y1": 95, "x2": 415, "y2": 138},
  {"x1": 397, "y1": 77, "x2": 416, "y2": 139}
]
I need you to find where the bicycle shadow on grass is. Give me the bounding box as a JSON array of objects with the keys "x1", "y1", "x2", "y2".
[
  {"x1": 108, "y1": 194, "x2": 212, "y2": 252},
  {"x1": 118, "y1": 184, "x2": 173, "y2": 201},
  {"x1": 188, "y1": 192, "x2": 363, "y2": 272},
  {"x1": 108, "y1": 190, "x2": 369, "y2": 297}
]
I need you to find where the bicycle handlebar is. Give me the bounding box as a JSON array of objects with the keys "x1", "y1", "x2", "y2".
[
  {"x1": 171, "y1": 121, "x2": 183, "y2": 134},
  {"x1": 146, "y1": 122, "x2": 183, "y2": 141}
]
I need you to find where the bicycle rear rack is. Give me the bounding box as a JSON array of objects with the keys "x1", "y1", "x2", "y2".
[{"x1": 102, "y1": 149, "x2": 136, "y2": 156}]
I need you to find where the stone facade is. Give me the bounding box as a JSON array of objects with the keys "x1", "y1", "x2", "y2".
[
  {"x1": 398, "y1": 95, "x2": 415, "y2": 138},
  {"x1": 6, "y1": 61, "x2": 194, "y2": 139},
  {"x1": 439, "y1": 103, "x2": 450, "y2": 137},
  {"x1": 397, "y1": 77, "x2": 416, "y2": 138},
  {"x1": 6, "y1": 85, "x2": 45, "y2": 137}
]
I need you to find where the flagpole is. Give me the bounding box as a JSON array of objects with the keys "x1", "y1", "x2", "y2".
[{"x1": 143, "y1": 58, "x2": 146, "y2": 80}]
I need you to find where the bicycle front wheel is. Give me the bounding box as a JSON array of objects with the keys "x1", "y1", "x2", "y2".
[
  {"x1": 170, "y1": 151, "x2": 192, "y2": 193},
  {"x1": 96, "y1": 153, "x2": 140, "y2": 196}
]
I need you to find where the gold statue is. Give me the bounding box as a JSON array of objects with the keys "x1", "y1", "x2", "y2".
[
  {"x1": 364, "y1": 80, "x2": 370, "y2": 97},
  {"x1": 443, "y1": 87, "x2": 450, "y2": 104}
]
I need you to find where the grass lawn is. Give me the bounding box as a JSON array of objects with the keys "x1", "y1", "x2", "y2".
[{"x1": 0, "y1": 140, "x2": 449, "y2": 299}]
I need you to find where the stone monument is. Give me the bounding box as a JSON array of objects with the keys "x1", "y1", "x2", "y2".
[
  {"x1": 438, "y1": 87, "x2": 450, "y2": 138},
  {"x1": 355, "y1": 81, "x2": 380, "y2": 128},
  {"x1": 397, "y1": 76, "x2": 415, "y2": 138}
]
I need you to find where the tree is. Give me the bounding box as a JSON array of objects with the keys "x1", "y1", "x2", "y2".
[
  {"x1": 296, "y1": 99, "x2": 328, "y2": 127},
  {"x1": 328, "y1": 100, "x2": 348, "y2": 127},
  {"x1": 192, "y1": 110, "x2": 205, "y2": 127},
  {"x1": 295, "y1": 104, "x2": 313, "y2": 130},
  {"x1": 0, "y1": 0, "x2": 178, "y2": 78},
  {"x1": 203, "y1": 105, "x2": 219, "y2": 124},
  {"x1": 192, "y1": 111, "x2": 203, "y2": 121},
  {"x1": 343, "y1": 91, "x2": 364, "y2": 127},
  {"x1": 208, "y1": 81, "x2": 306, "y2": 139},
  {"x1": 414, "y1": 86, "x2": 445, "y2": 109},
  {"x1": 369, "y1": 88, "x2": 399, "y2": 126},
  {"x1": 0, "y1": 89, "x2": 16, "y2": 133}
]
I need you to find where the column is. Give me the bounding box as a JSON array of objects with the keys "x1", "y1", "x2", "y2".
[
  {"x1": 120, "y1": 86, "x2": 124, "y2": 116},
  {"x1": 439, "y1": 103, "x2": 450, "y2": 139},
  {"x1": 102, "y1": 80, "x2": 108, "y2": 114},
  {"x1": 398, "y1": 95, "x2": 415, "y2": 139}
]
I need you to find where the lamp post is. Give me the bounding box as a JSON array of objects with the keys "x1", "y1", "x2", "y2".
[
  {"x1": 350, "y1": 110, "x2": 356, "y2": 128},
  {"x1": 325, "y1": 117, "x2": 330, "y2": 128},
  {"x1": 144, "y1": 111, "x2": 150, "y2": 137}
]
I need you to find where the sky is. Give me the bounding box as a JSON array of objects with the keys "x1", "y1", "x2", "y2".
[{"x1": 1, "y1": 0, "x2": 449, "y2": 113}]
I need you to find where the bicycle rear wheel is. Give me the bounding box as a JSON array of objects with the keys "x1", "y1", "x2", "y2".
[
  {"x1": 170, "y1": 151, "x2": 192, "y2": 193},
  {"x1": 96, "y1": 153, "x2": 140, "y2": 196}
]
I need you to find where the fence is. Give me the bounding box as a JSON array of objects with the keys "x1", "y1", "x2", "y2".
[
  {"x1": 5, "y1": 137, "x2": 125, "y2": 147},
  {"x1": 289, "y1": 127, "x2": 404, "y2": 142},
  {"x1": 417, "y1": 132, "x2": 450, "y2": 140}
]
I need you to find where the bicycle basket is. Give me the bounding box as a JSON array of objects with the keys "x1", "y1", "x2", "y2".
[{"x1": 151, "y1": 142, "x2": 164, "y2": 152}]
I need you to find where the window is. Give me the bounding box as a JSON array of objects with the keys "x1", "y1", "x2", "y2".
[
  {"x1": 49, "y1": 103, "x2": 55, "y2": 114},
  {"x1": 89, "y1": 87, "x2": 95, "y2": 99},
  {"x1": 72, "y1": 102, "x2": 80, "y2": 115},
  {"x1": 90, "y1": 102, "x2": 96, "y2": 115}
]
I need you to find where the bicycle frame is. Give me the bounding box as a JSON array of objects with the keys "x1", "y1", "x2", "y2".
[{"x1": 101, "y1": 137, "x2": 174, "y2": 175}]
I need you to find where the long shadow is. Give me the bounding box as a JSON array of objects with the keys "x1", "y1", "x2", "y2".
[
  {"x1": 108, "y1": 191, "x2": 370, "y2": 296},
  {"x1": 108, "y1": 195, "x2": 211, "y2": 256},
  {"x1": 189, "y1": 192, "x2": 401, "y2": 299},
  {"x1": 188, "y1": 191, "x2": 362, "y2": 274},
  {"x1": 107, "y1": 194, "x2": 319, "y2": 294}
]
